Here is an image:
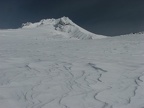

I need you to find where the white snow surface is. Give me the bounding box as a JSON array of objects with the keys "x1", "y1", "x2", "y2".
[
  {"x1": 0, "y1": 21, "x2": 144, "y2": 108},
  {"x1": 22, "y1": 17, "x2": 106, "y2": 40}
]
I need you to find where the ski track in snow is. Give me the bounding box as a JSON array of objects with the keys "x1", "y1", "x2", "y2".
[{"x1": 0, "y1": 29, "x2": 144, "y2": 108}]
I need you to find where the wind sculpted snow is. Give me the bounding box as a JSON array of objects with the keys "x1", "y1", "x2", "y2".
[{"x1": 0, "y1": 19, "x2": 144, "y2": 108}]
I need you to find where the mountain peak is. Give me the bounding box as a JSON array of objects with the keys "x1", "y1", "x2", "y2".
[
  {"x1": 22, "y1": 17, "x2": 73, "y2": 28},
  {"x1": 21, "y1": 17, "x2": 106, "y2": 39},
  {"x1": 58, "y1": 16, "x2": 73, "y2": 25}
]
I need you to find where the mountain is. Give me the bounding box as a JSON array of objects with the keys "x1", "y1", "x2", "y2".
[
  {"x1": 0, "y1": 17, "x2": 144, "y2": 108},
  {"x1": 22, "y1": 17, "x2": 106, "y2": 39}
]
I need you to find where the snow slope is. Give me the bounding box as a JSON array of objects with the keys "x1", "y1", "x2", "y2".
[
  {"x1": 0, "y1": 22, "x2": 144, "y2": 108},
  {"x1": 22, "y1": 17, "x2": 106, "y2": 39}
]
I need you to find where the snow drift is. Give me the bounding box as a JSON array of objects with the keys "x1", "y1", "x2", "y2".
[{"x1": 22, "y1": 17, "x2": 106, "y2": 39}]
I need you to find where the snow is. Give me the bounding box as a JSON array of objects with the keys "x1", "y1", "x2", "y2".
[
  {"x1": 0, "y1": 18, "x2": 144, "y2": 108},
  {"x1": 22, "y1": 17, "x2": 106, "y2": 39}
]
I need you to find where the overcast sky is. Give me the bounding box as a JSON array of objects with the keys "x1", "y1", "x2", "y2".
[{"x1": 0, "y1": 0, "x2": 144, "y2": 36}]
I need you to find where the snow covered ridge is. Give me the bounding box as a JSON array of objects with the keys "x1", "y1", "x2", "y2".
[
  {"x1": 119, "y1": 32, "x2": 144, "y2": 36},
  {"x1": 22, "y1": 17, "x2": 106, "y2": 39},
  {"x1": 132, "y1": 32, "x2": 144, "y2": 34}
]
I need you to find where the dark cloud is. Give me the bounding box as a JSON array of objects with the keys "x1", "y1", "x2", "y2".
[{"x1": 0, "y1": 0, "x2": 144, "y2": 36}]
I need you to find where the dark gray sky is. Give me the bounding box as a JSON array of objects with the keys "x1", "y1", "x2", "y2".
[{"x1": 0, "y1": 0, "x2": 144, "y2": 36}]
